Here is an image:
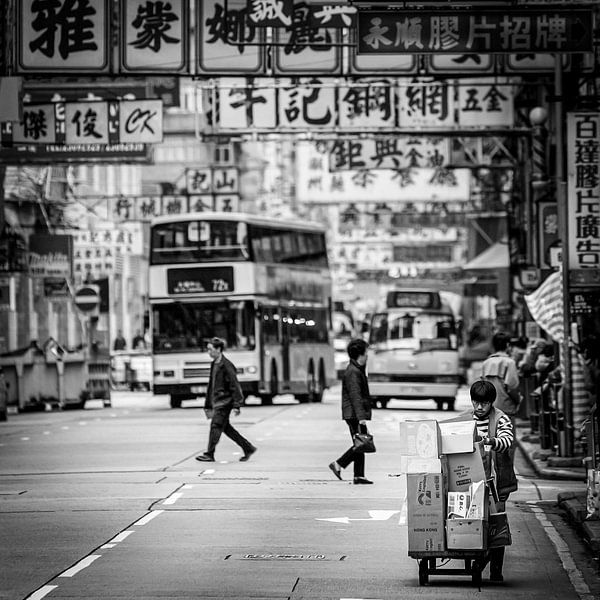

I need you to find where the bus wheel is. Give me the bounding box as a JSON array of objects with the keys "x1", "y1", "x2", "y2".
[
  {"x1": 308, "y1": 364, "x2": 324, "y2": 403},
  {"x1": 379, "y1": 397, "x2": 389, "y2": 409},
  {"x1": 446, "y1": 398, "x2": 456, "y2": 411},
  {"x1": 261, "y1": 364, "x2": 277, "y2": 405},
  {"x1": 435, "y1": 398, "x2": 445, "y2": 411},
  {"x1": 170, "y1": 395, "x2": 183, "y2": 408}
]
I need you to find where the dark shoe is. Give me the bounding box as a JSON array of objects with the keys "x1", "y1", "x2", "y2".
[
  {"x1": 353, "y1": 477, "x2": 373, "y2": 484},
  {"x1": 489, "y1": 572, "x2": 504, "y2": 583},
  {"x1": 239, "y1": 446, "x2": 257, "y2": 462},
  {"x1": 329, "y1": 462, "x2": 342, "y2": 480},
  {"x1": 195, "y1": 454, "x2": 215, "y2": 462}
]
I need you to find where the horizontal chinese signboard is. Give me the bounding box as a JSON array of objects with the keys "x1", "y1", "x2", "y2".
[
  {"x1": 357, "y1": 9, "x2": 593, "y2": 54},
  {"x1": 567, "y1": 112, "x2": 600, "y2": 278},
  {"x1": 204, "y1": 77, "x2": 514, "y2": 132},
  {"x1": 325, "y1": 137, "x2": 450, "y2": 171},
  {"x1": 185, "y1": 167, "x2": 239, "y2": 195}
]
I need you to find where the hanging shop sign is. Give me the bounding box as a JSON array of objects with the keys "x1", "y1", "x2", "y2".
[
  {"x1": 295, "y1": 141, "x2": 470, "y2": 204},
  {"x1": 566, "y1": 112, "x2": 600, "y2": 278},
  {"x1": 356, "y1": 9, "x2": 593, "y2": 55},
  {"x1": 28, "y1": 234, "x2": 73, "y2": 278},
  {"x1": 204, "y1": 77, "x2": 514, "y2": 132},
  {"x1": 120, "y1": 0, "x2": 189, "y2": 73},
  {"x1": 17, "y1": 0, "x2": 110, "y2": 73},
  {"x1": 326, "y1": 137, "x2": 450, "y2": 171},
  {"x1": 248, "y1": 0, "x2": 356, "y2": 28},
  {"x1": 185, "y1": 167, "x2": 239, "y2": 195}
]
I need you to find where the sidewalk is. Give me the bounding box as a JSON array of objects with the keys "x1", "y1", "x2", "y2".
[{"x1": 515, "y1": 420, "x2": 600, "y2": 559}]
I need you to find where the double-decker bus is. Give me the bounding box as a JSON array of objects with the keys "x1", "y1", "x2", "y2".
[
  {"x1": 149, "y1": 212, "x2": 335, "y2": 408},
  {"x1": 367, "y1": 289, "x2": 460, "y2": 411}
]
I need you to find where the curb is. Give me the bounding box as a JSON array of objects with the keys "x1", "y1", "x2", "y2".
[{"x1": 515, "y1": 437, "x2": 586, "y2": 481}]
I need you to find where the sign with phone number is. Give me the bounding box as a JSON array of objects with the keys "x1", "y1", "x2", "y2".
[{"x1": 167, "y1": 267, "x2": 234, "y2": 295}]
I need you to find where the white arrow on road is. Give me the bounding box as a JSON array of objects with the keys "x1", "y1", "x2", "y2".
[{"x1": 316, "y1": 510, "x2": 400, "y2": 524}]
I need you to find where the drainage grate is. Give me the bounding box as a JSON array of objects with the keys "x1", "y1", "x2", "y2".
[{"x1": 226, "y1": 553, "x2": 346, "y2": 561}]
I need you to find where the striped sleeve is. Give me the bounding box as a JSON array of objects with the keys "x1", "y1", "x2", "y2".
[{"x1": 491, "y1": 414, "x2": 514, "y2": 452}]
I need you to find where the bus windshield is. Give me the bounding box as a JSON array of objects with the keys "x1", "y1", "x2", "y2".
[
  {"x1": 369, "y1": 311, "x2": 457, "y2": 350},
  {"x1": 151, "y1": 220, "x2": 249, "y2": 264},
  {"x1": 153, "y1": 300, "x2": 256, "y2": 353}
]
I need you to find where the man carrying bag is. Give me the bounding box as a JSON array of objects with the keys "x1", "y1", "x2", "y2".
[{"x1": 328, "y1": 338, "x2": 374, "y2": 484}]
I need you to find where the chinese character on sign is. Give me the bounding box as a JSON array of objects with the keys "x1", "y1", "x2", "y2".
[
  {"x1": 71, "y1": 108, "x2": 103, "y2": 138},
  {"x1": 228, "y1": 85, "x2": 268, "y2": 127},
  {"x1": 312, "y1": 5, "x2": 356, "y2": 28},
  {"x1": 284, "y1": 4, "x2": 333, "y2": 56},
  {"x1": 29, "y1": 0, "x2": 98, "y2": 59},
  {"x1": 330, "y1": 141, "x2": 365, "y2": 170},
  {"x1": 21, "y1": 108, "x2": 48, "y2": 140},
  {"x1": 129, "y1": 1, "x2": 179, "y2": 52},
  {"x1": 401, "y1": 80, "x2": 449, "y2": 125},
  {"x1": 248, "y1": 0, "x2": 292, "y2": 27},
  {"x1": 281, "y1": 80, "x2": 333, "y2": 126},
  {"x1": 186, "y1": 169, "x2": 212, "y2": 194},
  {"x1": 341, "y1": 83, "x2": 393, "y2": 124},
  {"x1": 205, "y1": 3, "x2": 257, "y2": 54}
]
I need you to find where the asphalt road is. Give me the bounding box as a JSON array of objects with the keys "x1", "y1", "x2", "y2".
[{"x1": 0, "y1": 386, "x2": 596, "y2": 600}]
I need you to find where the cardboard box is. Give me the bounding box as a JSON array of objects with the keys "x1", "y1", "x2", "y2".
[
  {"x1": 400, "y1": 456, "x2": 444, "y2": 474},
  {"x1": 407, "y1": 473, "x2": 446, "y2": 552},
  {"x1": 446, "y1": 518, "x2": 486, "y2": 550},
  {"x1": 439, "y1": 420, "x2": 477, "y2": 454},
  {"x1": 446, "y1": 445, "x2": 486, "y2": 493},
  {"x1": 447, "y1": 492, "x2": 470, "y2": 519},
  {"x1": 399, "y1": 420, "x2": 441, "y2": 459}
]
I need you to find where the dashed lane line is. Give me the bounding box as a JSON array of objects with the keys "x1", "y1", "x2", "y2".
[
  {"x1": 163, "y1": 491, "x2": 183, "y2": 505},
  {"x1": 109, "y1": 531, "x2": 134, "y2": 543},
  {"x1": 135, "y1": 510, "x2": 164, "y2": 525},
  {"x1": 59, "y1": 555, "x2": 102, "y2": 577},
  {"x1": 24, "y1": 585, "x2": 58, "y2": 600}
]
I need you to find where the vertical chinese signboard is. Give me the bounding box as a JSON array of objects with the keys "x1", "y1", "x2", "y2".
[{"x1": 567, "y1": 113, "x2": 600, "y2": 277}]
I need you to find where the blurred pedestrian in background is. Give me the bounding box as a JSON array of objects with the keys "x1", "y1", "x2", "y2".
[
  {"x1": 329, "y1": 338, "x2": 373, "y2": 484},
  {"x1": 132, "y1": 330, "x2": 146, "y2": 350},
  {"x1": 196, "y1": 337, "x2": 256, "y2": 463},
  {"x1": 113, "y1": 330, "x2": 126, "y2": 351}
]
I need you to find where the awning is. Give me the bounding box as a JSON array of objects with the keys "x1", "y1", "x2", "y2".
[{"x1": 462, "y1": 241, "x2": 510, "y2": 271}]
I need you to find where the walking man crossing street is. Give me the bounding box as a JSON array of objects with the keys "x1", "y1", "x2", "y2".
[{"x1": 196, "y1": 337, "x2": 257, "y2": 463}]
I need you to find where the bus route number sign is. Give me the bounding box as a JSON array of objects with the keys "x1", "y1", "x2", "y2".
[{"x1": 167, "y1": 267, "x2": 234, "y2": 295}]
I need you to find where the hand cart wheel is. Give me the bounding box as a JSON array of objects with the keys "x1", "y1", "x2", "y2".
[{"x1": 418, "y1": 559, "x2": 429, "y2": 585}]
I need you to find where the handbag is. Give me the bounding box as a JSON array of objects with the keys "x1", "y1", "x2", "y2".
[{"x1": 353, "y1": 430, "x2": 376, "y2": 453}]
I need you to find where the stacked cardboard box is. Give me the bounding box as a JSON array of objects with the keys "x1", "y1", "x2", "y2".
[
  {"x1": 438, "y1": 420, "x2": 489, "y2": 550},
  {"x1": 401, "y1": 420, "x2": 446, "y2": 552}
]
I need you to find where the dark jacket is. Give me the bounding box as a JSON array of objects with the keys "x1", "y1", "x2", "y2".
[
  {"x1": 341, "y1": 359, "x2": 372, "y2": 421},
  {"x1": 205, "y1": 356, "x2": 244, "y2": 410}
]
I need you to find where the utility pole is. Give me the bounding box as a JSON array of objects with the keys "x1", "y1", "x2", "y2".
[{"x1": 554, "y1": 56, "x2": 574, "y2": 457}]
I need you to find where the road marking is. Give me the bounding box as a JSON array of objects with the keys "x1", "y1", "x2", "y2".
[
  {"x1": 317, "y1": 510, "x2": 400, "y2": 524},
  {"x1": 135, "y1": 510, "x2": 164, "y2": 525},
  {"x1": 110, "y1": 531, "x2": 134, "y2": 543},
  {"x1": 100, "y1": 543, "x2": 116, "y2": 549},
  {"x1": 163, "y1": 492, "x2": 183, "y2": 505},
  {"x1": 20, "y1": 437, "x2": 30, "y2": 441},
  {"x1": 182, "y1": 484, "x2": 194, "y2": 490},
  {"x1": 61, "y1": 426, "x2": 69, "y2": 430},
  {"x1": 59, "y1": 555, "x2": 101, "y2": 577},
  {"x1": 202, "y1": 469, "x2": 215, "y2": 474},
  {"x1": 530, "y1": 504, "x2": 594, "y2": 600},
  {"x1": 24, "y1": 585, "x2": 58, "y2": 599}
]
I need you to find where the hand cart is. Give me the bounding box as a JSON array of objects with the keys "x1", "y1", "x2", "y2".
[{"x1": 409, "y1": 549, "x2": 489, "y2": 587}]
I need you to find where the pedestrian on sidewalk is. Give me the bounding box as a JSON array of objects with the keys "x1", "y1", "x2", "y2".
[
  {"x1": 196, "y1": 337, "x2": 256, "y2": 463},
  {"x1": 329, "y1": 338, "x2": 373, "y2": 484},
  {"x1": 481, "y1": 332, "x2": 521, "y2": 423}
]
